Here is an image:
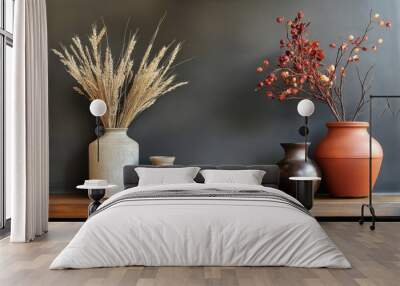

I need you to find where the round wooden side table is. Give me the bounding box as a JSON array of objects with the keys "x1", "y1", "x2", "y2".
[{"x1": 77, "y1": 184, "x2": 117, "y2": 216}]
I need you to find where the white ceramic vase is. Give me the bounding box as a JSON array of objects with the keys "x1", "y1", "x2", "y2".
[{"x1": 89, "y1": 128, "x2": 139, "y2": 197}]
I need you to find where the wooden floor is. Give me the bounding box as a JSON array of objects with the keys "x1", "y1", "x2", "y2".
[
  {"x1": 1, "y1": 222, "x2": 400, "y2": 286},
  {"x1": 49, "y1": 193, "x2": 400, "y2": 219}
]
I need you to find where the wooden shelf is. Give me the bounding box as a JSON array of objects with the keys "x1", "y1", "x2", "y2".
[{"x1": 49, "y1": 193, "x2": 90, "y2": 219}]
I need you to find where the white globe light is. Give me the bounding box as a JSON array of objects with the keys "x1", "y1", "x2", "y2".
[
  {"x1": 90, "y1": 99, "x2": 107, "y2": 117},
  {"x1": 297, "y1": 99, "x2": 315, "y2": 117}
]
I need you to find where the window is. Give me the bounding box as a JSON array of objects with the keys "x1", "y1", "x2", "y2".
[{"x1": 0, "y1": 0, "x2": 14, "y2": 229}]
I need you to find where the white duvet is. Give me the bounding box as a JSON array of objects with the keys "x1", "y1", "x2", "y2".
[{"x1": 50, "y1": 183, "x2": 351, "y2": 269}]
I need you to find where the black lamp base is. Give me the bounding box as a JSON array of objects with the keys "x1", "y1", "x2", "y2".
[{"x1": 87, "y1": 189, "x2": 105, "y2": 216}]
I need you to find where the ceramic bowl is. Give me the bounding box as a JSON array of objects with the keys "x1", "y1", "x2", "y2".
[{"x1": 149, "y1": 156, "x2": 176, "y2": 166}]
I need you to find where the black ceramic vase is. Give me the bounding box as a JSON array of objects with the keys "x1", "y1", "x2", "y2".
[{"x1": 277, "y1": 143, "x2": 321, "y2": 198}]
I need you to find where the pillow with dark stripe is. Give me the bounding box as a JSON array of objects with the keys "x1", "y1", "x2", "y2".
[
  {"x1": 135, "y1": 167, "x2": 201, "y2": 186},
  {"x1": 200, "y1": 169, "x2": 266, "y2": 185}
]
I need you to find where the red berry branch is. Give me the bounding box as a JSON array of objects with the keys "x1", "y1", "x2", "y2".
[{"x1": 256, "y1": 10, "x2": 391, "y2": 121}]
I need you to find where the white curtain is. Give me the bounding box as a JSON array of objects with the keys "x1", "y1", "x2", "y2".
[{"x1": 7, "y1": 0, "x2": 49, "y2": 242}]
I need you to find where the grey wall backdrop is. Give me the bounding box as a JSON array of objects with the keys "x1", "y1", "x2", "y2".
[{"x1": 48, "y1": 0, "x2": 400, "y2": 194}]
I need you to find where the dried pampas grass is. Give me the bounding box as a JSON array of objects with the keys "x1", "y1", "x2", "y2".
[{"x1": 53, "y1": 19, "x2": 188, "y2": 128}]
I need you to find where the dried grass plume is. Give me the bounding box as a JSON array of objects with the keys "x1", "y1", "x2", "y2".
[{"x1": 53, "y1": 19, "x2": 188, "y2": 128}]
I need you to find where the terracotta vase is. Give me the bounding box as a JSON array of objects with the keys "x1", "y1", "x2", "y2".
[
  {"x1": 315, "y1": 122, "x2": 383, "y2": 198},
  {"x1": 277, "y1": 143, "x2": 321, "y2": 198}
]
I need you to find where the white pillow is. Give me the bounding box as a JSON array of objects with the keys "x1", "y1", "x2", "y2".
[
  {"x1": 135, "y1": 167, "x2": 201, "y2": 186},
  {"x1": 200, "y1": 169, "x2": 266, "y2": 185}
]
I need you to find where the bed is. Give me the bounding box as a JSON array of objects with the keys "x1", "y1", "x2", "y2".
[{"x1": 50, "y1": 165, "x2": 350, "y2": 269}]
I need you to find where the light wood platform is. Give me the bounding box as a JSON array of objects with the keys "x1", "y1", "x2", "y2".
[
  {"x1": 49, "y1": 193, "x2": 400, "y2": 219},
  {"x1": 1, "y1": 222, "x2": 400, "y2": 285},
  {"x1": 311, "y1": 194, "x2": 400, "y2": 217}
]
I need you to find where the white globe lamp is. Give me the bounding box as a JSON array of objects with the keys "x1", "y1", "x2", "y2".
[
  {"x1": 297, "y1": 99, "x2": 315, "y2": 117},
  {"x1": 90, "y1": 99, "x2": 107, "y2": 117},
  {"x1": 297, "y1": 99, "x2": 315, "y2": 162},
  {"x1": 89, "y1": 99, "x2": 107, "y2": 162}
]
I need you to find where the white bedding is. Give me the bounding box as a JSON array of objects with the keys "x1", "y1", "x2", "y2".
[{"x1": 50, "y1": 183, "x2": 351, "y2": 269}]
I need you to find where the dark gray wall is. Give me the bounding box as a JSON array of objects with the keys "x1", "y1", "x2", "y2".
[{"x1": 48, "y1": 0, "x2": 400, "y2": 194}]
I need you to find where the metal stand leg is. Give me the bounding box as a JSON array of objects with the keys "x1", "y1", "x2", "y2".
[
  {"x1": 370, "y1": 206, "x2": 376, "y2": 231},
  {"x1": 360, "y1": 95, "x2": 400, "y2": 230},
  {"x1": 359, "y1": 96, "x2": 376, "y2": 231},
  {"x1": 359, "y1": 203, "x2": 376, "y2": 231},
  {"x1": 359, "y1": 204, "x2": 365, "y2": 225}
]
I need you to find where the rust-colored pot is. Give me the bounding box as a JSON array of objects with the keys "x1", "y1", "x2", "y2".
[{"x1": 315, "y1": 122, "x2": 383, "y2": 198}]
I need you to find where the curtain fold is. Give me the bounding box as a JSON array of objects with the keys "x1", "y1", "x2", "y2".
[{"x1": 8, "y1": 0, "x2": 49, "y2": 242}]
